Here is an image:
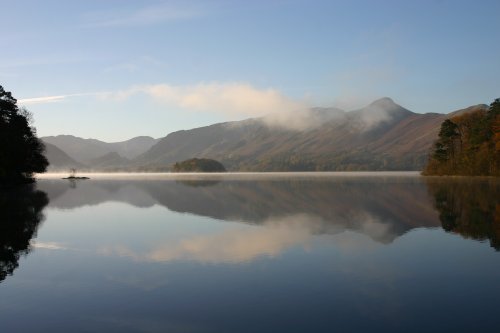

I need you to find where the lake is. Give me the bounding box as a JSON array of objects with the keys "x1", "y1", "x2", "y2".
[{"x1": 1, "y1": 172, "x2": 499, "y2": 332}]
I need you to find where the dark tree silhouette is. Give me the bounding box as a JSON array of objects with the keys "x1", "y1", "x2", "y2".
[
  {"x1": 0, "y1": 85, "x2": 48, "y2": 185},
  {"x1": 0, "y1": 185, "x2": 49, "y2": 282}
]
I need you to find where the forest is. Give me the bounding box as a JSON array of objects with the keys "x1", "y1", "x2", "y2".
[{"x1": 423, "y1": 98, "x2": 500, "y2": 176}]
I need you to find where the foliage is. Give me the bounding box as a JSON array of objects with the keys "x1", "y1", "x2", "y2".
[
  {"x1": 172, "y1": 158, "x2": 226, "y2": 172},
  {"x1": 423, "y1": 98, "x2": 500, "y2": 176},
  {"x1": 0, "y1": 85, "x2": 48, "y2": 184},
  {"x1": 222, "y1": 151, "x2": 426, "y2": 172}
]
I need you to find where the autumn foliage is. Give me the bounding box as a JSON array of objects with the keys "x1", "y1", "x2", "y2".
[{"x1": 423, "y1": 98, "x2": 500, "y2": 176}]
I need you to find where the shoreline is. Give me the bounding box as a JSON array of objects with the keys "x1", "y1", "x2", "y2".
[{"x1": 36, "y1": 171, "x2": 421, "y2": 179}]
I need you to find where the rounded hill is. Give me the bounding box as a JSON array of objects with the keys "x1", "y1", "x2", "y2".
[{"x1": 172, "y1": 158, "x2": 227, "y2": 173}]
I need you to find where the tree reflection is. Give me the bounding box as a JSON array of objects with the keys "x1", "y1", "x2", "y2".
[
  {"x1": 426, "y1": 178, "x2": 500, "y2": 250},
  {"x1": 176, "y1": 179, "x2": 221, "y2": 187},
  {"x1": 0, "y1": 185, "x2": 48, "y2": 282}
]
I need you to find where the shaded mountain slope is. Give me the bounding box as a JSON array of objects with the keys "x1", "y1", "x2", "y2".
[
  {"x1": 44, "y1": 143, "x2": 86, "y2": 171},
  {"x1": 42, "y1": 135, "x2": 159, "y2": 163},
  {"x1": 88, "y1": 152, "x2": 131, "y2": 170},
  {"x1": 135, "y1": 98, "x2": 483, "y2": 171}
]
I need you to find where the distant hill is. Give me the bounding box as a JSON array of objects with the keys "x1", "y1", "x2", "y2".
[
  {"x1": 44, "y1": 143, "x2": 86, "y2": 171},
  {"x1": 41, "y1": 135, "x2": 159, "y2": 163},
  {"x1": 88, "y1": 152, "x2": 131, "y2": 170},
  {"x1": 134, "y1": 98, "x2": 488, "y2": 171}
]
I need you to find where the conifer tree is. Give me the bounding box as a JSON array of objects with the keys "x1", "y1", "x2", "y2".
[{"x1": 0, "y1": 85, "x2": 48, "y2": 184}]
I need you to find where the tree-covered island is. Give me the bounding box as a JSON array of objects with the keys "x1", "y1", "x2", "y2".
[{"x1": 172, "y1": 158, "x2": 227, "y2": 172}]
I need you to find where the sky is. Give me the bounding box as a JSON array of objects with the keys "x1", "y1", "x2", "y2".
[{"x1": 1, "y1": 0, "x2": 499, "y2": 141}]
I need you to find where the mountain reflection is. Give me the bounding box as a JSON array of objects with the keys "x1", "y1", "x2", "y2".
[
  {"x1": 38, "y1": 176, "x2": 500, "y2": 256},
  {"x1": 40, "y1": 176, "x2": 439, "y2": 243},
  {"x1": 0, "y1": 185, "x2": 48, "y2": 282},
  {"x1": 426, "y1": 178, "x2": 500, "y2": 250}
]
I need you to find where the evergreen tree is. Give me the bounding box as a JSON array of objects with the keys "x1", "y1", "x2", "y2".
[
  {"x1": 433, "y1": 119, "x2": 459, "y2": 162},
  {"x1": 0, "y1": 85, "x2": 48, "y2": 184}
]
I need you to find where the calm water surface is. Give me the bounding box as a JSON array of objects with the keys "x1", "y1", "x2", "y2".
[{"x1": 1, "y1": 173, "x2": 499, "y2": 332}]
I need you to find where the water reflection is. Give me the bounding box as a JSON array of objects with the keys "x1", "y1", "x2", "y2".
[
  {"x1": 0, "y1": 185, "x2": 48, "y2": 281},
  {"x1": 426, "y1": 178, "x2": 500, "y2": 250},
  {"x1": 100, "y1": 214, "x2": 322, "y2": 263},
  {"x1": 40, "y1": 177, "x2": 440, "y2": 244},
  {"x1": 3, "y1": 175, "x2": 499, "y2": 333},
  {"x1": 36, "y1": 176, "x2": 500, "y2": 255}
]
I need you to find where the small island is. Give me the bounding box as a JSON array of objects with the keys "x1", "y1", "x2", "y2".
[
  {"x1": 62, "y1": 168, "x2": 90, "y2": 180},
  {"x1": 172, "y1": 158, "x2": 227, "y2": 173}
]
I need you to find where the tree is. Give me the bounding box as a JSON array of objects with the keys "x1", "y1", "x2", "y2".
[
  {"x1": 423, "y1": 98, "x2": 500, "y2": 176},
  {"x1": 489, "y1": 99, "x2": 500, "y2": 174},
  {"x1": 0, "y1": 85, "x2": 48, "y2": 185},
  {"x1": 435, "y1": 119, "x2": 460, "y2": 161}
]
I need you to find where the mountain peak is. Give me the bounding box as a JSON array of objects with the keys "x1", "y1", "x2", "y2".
[
  {"x1": 364, "y1": 97, "x2": 413, "y2": 116},
  {"x1": 369, "y1": 97, "x2": 396, "y2": 107}
]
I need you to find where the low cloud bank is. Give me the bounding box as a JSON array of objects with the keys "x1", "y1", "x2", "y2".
[
  {"x1": 20, "y1": 82, "x2": 403, "y2": 132},
  {"x1": 109, "y1": 82, "x2": 317, "y2": 130}
]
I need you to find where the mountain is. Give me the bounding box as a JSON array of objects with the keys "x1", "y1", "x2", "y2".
[
  {"x1": 88, "y1": 152, "x2": 131, "y2": 170},
  {"x1": 42, "y1": 98, "x2": 489, "y2": 172},
  {"x1": 43, "y1": 143, "x2": 86, "y2": 171},
  {"x1": 41, "y1": 135, "x2": 159, "y2": 164},
  {"x1": 134, "y1": 98, "x2": 488, "y2": 171},
  {"x1": 109, "y1": 136, "x2": 160, "y2": 159}
]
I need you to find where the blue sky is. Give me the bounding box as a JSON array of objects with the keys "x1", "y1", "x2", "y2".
[{"x1": 1, "y1": 0, "x2": 499, "y2": 141}]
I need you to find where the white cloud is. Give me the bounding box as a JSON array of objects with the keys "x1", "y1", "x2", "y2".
[
  {"x1": 112, "y1": 83, "x2": 301, "y2": 115},
  {"x1": 17, "y1": 82, "x2": 304, "y2": 118},
  {"x1": 19, "y1": 81, "x2": 319, "y2": 130},
  {"x1": 18, "y1": 92, "x2": 106, "y2": 106},
  {"x1": 108, "y1": 82, "x2": 312, "y2": 130},
  {"x1": 18, "y1": 95, "x2": 72, "y2": 105}
]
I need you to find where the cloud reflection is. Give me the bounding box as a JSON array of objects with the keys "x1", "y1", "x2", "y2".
[
  {"x1": 98, "y1": 213, "x2": 393, "y2": 264},
  {"x1": 31, "y1": 241, "x2": 67, "y2": 250},
  {"x1": 101, "y1": 214, "x2": 326, "y2": 264}
]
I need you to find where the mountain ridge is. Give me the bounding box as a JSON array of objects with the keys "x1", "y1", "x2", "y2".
[
  {"x1": 42, "y1": 98, "x2": 489, "y2": 171},
  {"x1": 41, "y1": 135, "x2": 159, "y2": 163}
]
